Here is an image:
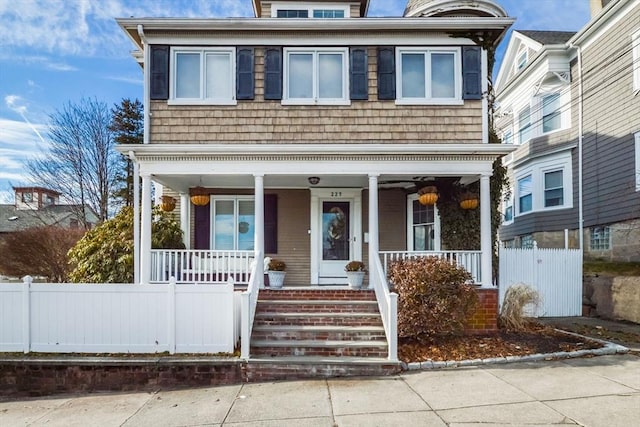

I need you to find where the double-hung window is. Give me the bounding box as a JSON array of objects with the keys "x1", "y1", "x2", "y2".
[
  {"x1": 277, "y1": 9, "x2": 309, "y2": 17},
  {"x1": 283, "y1": 48, "x2": 349, "y2": 105},
  {"x1": 503, "y1": 192, "x2": 514, "y2": 223},
  {"x1": 211, "y1": 197, "x2": 255, "y2": 251},
  {"x1": 516, "y1": 50, "x2": 528, "y2": 71},
  {"x1": 171, "y1": 47, "x2": 235, "y2": 105},
  {"x1": 542, "y1": 93, "x2": 562, "y2": 133},
  {"x1": 518, "y1": 175, "x2": 533, "y2": 214},
  {"x1": 272, "y1": 3, "x2": 349, "y2": 18},
  {"x1": 518, "y1": 106, "x2": 532, "y2": 144},
  {"x1": 396, "y1": 47, "x2": 461, "y2": 105},
  {"x1": 407, "y1": 195, "x2": 440, "y2": 251},
  {"x1": 544, "y1": 170, "x2": 564, "y2": 207},
  {"x1": 503, "y1": 130, "x2": 513, "y2": 145}
]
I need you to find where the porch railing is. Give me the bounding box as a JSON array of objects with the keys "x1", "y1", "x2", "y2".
[
  {"x1": 370, "y1": 255, "x2": 398, "y2": 362},
  {"x1": 241, "y1": 251, "x2": 262, "y2": 360},
  {"x1": 380, "y1": 250, "x2": 482, "y2": 284},
  {"x1": 150, "y1": 250, "x2": 254, "y2": 284}
]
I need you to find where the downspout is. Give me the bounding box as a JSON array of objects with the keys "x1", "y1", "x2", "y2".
[
  {"x1": 137, "y1": 24, "x2": 150, "y2": 145},
  {"x1": 570, "y1": 42, "x2": 584, "y2": 253}
]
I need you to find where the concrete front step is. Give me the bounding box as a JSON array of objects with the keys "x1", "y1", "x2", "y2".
[
  {"x1": 256, "y1": 299, "x2": 380, "y2": 314},
  {"x1": 245, "y1": 356, "x2": 402, "y2": 381},
  {"x1": 251, "y1": 325, "x2": 387, "y2": 341},
  {"x1": 259, "y1": 289, "x2": 376, "y2": 301},
  {"x1": 250, "y1": 339, "x2": 388, "y2": 358},
  {"x1": 253, "y1": 312, "x2": 384, "y2": 327}
]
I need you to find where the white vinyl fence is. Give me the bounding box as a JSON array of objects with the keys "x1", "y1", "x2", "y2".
[
  {"x1": 0, "y1": 277, "x2": 240, "y2": 354},
  {"x1": 499, "y1": 244, "x2": 582, "y2": 317}
]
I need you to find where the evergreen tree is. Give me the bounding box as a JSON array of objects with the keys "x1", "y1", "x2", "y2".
[{"x1": 110, "y1": 98, "x2": 143, "y2": 208}]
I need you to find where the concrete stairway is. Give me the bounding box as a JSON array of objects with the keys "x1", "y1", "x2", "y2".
[{"x1": 245, "y1": 289, "x2": 401, "y2": 381}]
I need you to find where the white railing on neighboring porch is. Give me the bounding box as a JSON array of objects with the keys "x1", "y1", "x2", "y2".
[
  {"x1": 371, "y1": 255, "x2": 398, "y2": 362},
  {"x1": 380, "y1": 250, "x2": 482, "y2": 284},
  {"x1": 151, "y1": 250, "x2": 254, "y2": 284},
  {"x1": 240, "y1": 252, "x2": 262, "y2": 360}
]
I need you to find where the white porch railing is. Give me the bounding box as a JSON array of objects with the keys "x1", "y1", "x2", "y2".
[
  {"x1": 151, "y1": 250, "x2": 254, "y2": 284},
  {"x1": 370, "y1": 255, "x2": 398, "y2": 362},
  {"x1": 240, "y1": 252, "x2": 262, "y2": 360},
  {"x1": 380, "y1": 250, "x2": 482, "y2": 284}
]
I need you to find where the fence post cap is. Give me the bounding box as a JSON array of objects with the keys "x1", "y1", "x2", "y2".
[{"x1": 22, "y1": 275, "x2": 33, "y2": 284}]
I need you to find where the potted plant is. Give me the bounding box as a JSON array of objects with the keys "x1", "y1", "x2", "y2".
[
  {"x1": 345, "y1": 261, "x2": 366, "y2": 289},
  {"x1": 267, "y1": 258, "x2": 286, "y2": 289}
]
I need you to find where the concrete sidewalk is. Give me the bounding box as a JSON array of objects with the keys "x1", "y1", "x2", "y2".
[{"x1": 1, "y1": 354, "x2": 638, "y2": 427}]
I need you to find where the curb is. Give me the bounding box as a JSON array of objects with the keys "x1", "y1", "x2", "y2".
[{"x1": 402, "y1": 329, "x2": 630, "y2": 371}]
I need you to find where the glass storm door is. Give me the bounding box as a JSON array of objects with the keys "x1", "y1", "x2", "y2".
[{"x1": 319, "y1": 200, "x2": 352, "y2": 281}]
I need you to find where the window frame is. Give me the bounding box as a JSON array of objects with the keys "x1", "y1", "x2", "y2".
[
  {"x1": 210, "y1": 196, "x2": 255, "y2": 251},
  {"x1": 502, "y1": 129, "x2": 513, "y2": 145},
  {"x1": 395, "y1": 47, "x2": 462, "y2": 106},
  {"x1": 169, "y1": 46, "x2": 236, "y2": 105},
  {"x1": 406, "y1": 194, "x2": 441, "y2": 251},
  {"x1": 282, "y1": 47, "x2": 350, "y2": 106},
  {"x1": 517, "y1": 174, "x2": 533, "y2": 215},
  {"x1": 590, "y1": 226, "x2": 611, "y2": 251},
  {"x1": 503, "y1": 189, "x2": 514, "y2": 224},
  {"x1": 271, "y1": 2, "x2": 350, "y2": 18},
  {"x1": 541, "y1": 92, "x2": 563, "y2": 134},
  {"x1": 518, "y1": 105, "x2": 532, "y2": 145},
  {"x1": 515, "y1": 49, "x2": 528, "y2": 72},
  {"x1": 543, "y1": 169, "x2": 564, "y2": 208}
]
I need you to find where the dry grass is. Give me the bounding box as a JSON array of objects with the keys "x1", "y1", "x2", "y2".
[{"x1": 499, "y1": 284, "x2": 541, "y2": 331}]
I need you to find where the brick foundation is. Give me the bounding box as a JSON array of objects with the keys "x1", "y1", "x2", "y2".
[{"x1": 465, "y1": 288, "x2": 499, "y2": 334}]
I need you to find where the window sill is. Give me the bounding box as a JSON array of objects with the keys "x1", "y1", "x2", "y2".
[
  {"x1": 514, "y1": 205, "x2": 573, "y2": 219},
  {"x1": 281, "y1": 99, "x2": 351, "y2": 106},
  {"x1": 395, "y1": 98, "x2": 464, "y2": 106},
  {"x1": 168, "y1": 99, "x2": 238, "y2": 106}
]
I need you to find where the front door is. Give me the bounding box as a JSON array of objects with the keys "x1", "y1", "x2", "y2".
[{"x1": 310, "y1": 189, "x2": 362, "y2": 284}]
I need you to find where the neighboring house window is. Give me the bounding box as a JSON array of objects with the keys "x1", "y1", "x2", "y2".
[
  {"x1": 520, "y1": 234, "x2": 534, "y2": 249},
  {"x1": 542, "y1": 93, "x2": 562, "y2": 133},
  {"x1": 396, "y1": 47, "x2": 461, "y2": 105},
  {"x1": 503, "y1": 191, "x2": 513, "y2": 223},
  {"x1": 514, "y1": 151, "x2": 573, "y2": 216},
  {"x1": 590, "y1": 226, "x2": 611, "y2": 251},
  {"x1": 44, "y1": 195, "x2": 55, "y2": 205},
  {"x1": 518, "y1": 106, "x2": 532, "y2": 144},
  {"x1": 272, "y1": 3, "x2": 349, "y2": 18},
  {"x1": 544, "y1": 170, "x2": 564, "y2": 207},
  {"x1": 283, "y1": 48, "x2": 349, "y2": 105},
  {"x1": 21, "y1": 192, "x2": 33, "y2": 203},
  {"x1": 407, "y1": 195, "x2": 440, "y2": 251},
  {"x1": 518, "y1": 175, "x2": 533, "y2": 214},
  {"x1": 503, "y1": 239, "x2": 515, "y2": 248},
  {"x1": 516, "y1": 50, "x2": 528, "y2": 71},
  {"x1": 502, "y1": 129, "x2": 513, "y2": 145},
  {"x1": 635, "y1": 132, "x2": 640, "y2": 191},
  {"x1": 211, "y1": 197, "x2": 255, "y2": 250},
  {"x1": 633, "y1": 30, "x2": 639, "y2": 91},
  {"x1": 170, "y1": 47, "x2": 235, "y2": 105}
]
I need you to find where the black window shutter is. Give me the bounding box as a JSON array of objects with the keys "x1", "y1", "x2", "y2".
[
  {"x1": 462, "y1": 46, "x2": 482, "y2": 100},
  {"x1": 236, "y1": 48, "x2": 255, "y2": 100},
  {"x1": 377, "y1": 47, "x2": 396, "y2": 100},
  {"x1": 264, "y1": 194, "x2": 278, "y2": 254},
  {"x1": 193, "y1": 204, "x2": 210, "y2": 250},
  {"x1": 350, "y1": 47, "x2": 369, "y2": 100},
  {"x1": 264, "y1": 47, "x2": 283, "y2": 100},
  {"x1": 150, "y1": 45, "x2": 169, "y2": 100}
]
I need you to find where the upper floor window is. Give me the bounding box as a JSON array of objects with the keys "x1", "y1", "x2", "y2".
[
  {"x1": 283, "y1": 48, "x2": 349, "y2": 105},
  {"x1": 518, "y1": 175, "x2": 532, "y2": 214},
  {"x1": 396, "y1": 47, "x2": 461, "y2": 105},
  {"x1": 171, "y1": 47, "x2": 235, "y2": 105},
  {"x1": 502, "y1": 129, "x2": 513, "y2": 145},
  {"x1": 21, "y1": 192, "x2": 33, "y2": 203},
  {"x1": 518, "y1": 106, "x2": 532, "y2": 144},
  {"x1": 516, "y1": 50, "x2": 528, "y2": 71},
  {"x1": 542, "y1": 93, "x2": 562, "y2": 133},
  {"x1": 503, "y1": 191, "x2": 513, "y2": 223},
  {"x1": 272, "y1": 3, "x2": 349, "y2": 18},
  {"x1": 633, "y1": 30, "x2": 639, "y2": 91}
]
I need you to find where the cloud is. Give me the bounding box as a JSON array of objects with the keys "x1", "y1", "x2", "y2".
[
  {"x1": 104, "y1": 75, "x2": 143, "y2": 85},
  {"x1": 0, "y1": 54, "x2": 78, "y2": 72},
  {"x1": 3, "y1": 96, "x2": 48, "y2": 144}
]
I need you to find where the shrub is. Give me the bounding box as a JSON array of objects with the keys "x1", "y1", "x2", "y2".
[
  {"x1": 499, "y1": 283, "x2": 540, "y2": 331},
  {"x1": 68, "y1": 206, "x2": 184, "y2": 283},
  {"x1": 389, "y1": 256, "x2": 478, "y2": 339}
]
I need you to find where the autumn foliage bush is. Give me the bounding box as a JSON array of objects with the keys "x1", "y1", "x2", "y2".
[{"x1": 389, "y1": 256, "x2": 478, "y2": 339}]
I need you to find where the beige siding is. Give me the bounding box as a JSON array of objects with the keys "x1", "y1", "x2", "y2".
[
  {"x1": 350, "y1": 4, "x2": 361, "y2": 17},
  {"x1": 261, "y1": 3, "x2": 271, "y2": 17},
  {"x1": 150, "y1": 48, "x2": 482, "y2": 145}
]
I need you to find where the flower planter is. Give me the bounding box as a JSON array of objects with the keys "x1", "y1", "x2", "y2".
[
  {"x1": 267, "y1": 271, "x2": 286, "y2": 289},
  {"x1": 346, "y1": 271, "x2": 366, "y2": 289}
]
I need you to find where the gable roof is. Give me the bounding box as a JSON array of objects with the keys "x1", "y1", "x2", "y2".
[
  {"x1": 0, "y1": 204, "x2": 97, "y2": 233},
  {"x1": 516, "y1": 30, "x2": 576, "y2": 46}
]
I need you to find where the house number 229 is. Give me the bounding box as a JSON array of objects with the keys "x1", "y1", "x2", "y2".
[{"x1": 331, "y1": 192, "x2": 342, "y2": 197}]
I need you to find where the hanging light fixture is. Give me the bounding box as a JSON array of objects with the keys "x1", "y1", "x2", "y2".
[
  {"x1": 190, "y1": 179, "x2": 209, "y2": 206},
  {"x1": 459, "y1": 191, "x2": 479, "y2": 210},
  {"x1": 417, "y1": 185, "x2": 438, "y2": 206},
  {"x1": 160, "y1": 195, "x2": 176, "y2": 212}
]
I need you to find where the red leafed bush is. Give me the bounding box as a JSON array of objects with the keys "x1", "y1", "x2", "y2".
[{"x1": 389, "y1": 256, "x2": 478, "y2": 339}]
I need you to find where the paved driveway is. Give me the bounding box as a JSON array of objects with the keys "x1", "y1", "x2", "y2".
[{"x1": 2, "y1": 355, "x2": 639, "y2": 426}]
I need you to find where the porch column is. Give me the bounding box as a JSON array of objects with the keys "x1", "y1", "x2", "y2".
[
  {"x1": 368, "y1": 174, "x2": 379, "y2": 286},
  {"x1": 131, "y1": 153, "x2": 140, "y2": 285},
  {"x1": 141, "y1": 174, "x2": 152, "y2": 285},
  {"x1": 480, "y1": 174, "x2": 492, "y2": 288},
  {"x1": 254, "y1": 174, "x2": 265, "y2": 288},
  {"x1": 179, "y1": 193, "x2": 190, "y2": 248}
]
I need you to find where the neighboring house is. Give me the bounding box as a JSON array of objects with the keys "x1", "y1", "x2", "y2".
[
  {"x1": 0, "y1": 187, "x2": 98, "y2": 235},
  {"x1": 495, "y1": 0, "x2": 640, "y2": 262},
  {"x1": 116, "y1": 0, "x2": 515, "y2": 287}
]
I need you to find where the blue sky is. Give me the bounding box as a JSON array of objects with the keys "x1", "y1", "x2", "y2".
[{"x1": 0, "y1": 0, "x2": 591, "y2": 203}]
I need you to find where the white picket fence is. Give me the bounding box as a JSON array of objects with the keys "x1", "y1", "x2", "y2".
[
  {"x1": 0, "y1": 277, "x2": 241, "y2": 354},
  {"x1": 499, "y1": 244, "x2": 582, "y2": 317}
]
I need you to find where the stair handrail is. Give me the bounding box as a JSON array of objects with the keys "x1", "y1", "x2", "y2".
[
  {"x1": 240, "y1": 251, "x2": 262, "y2": 360},
  {"x1": 371, "y1": 255, "x2": 398, "y2": 361}
]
